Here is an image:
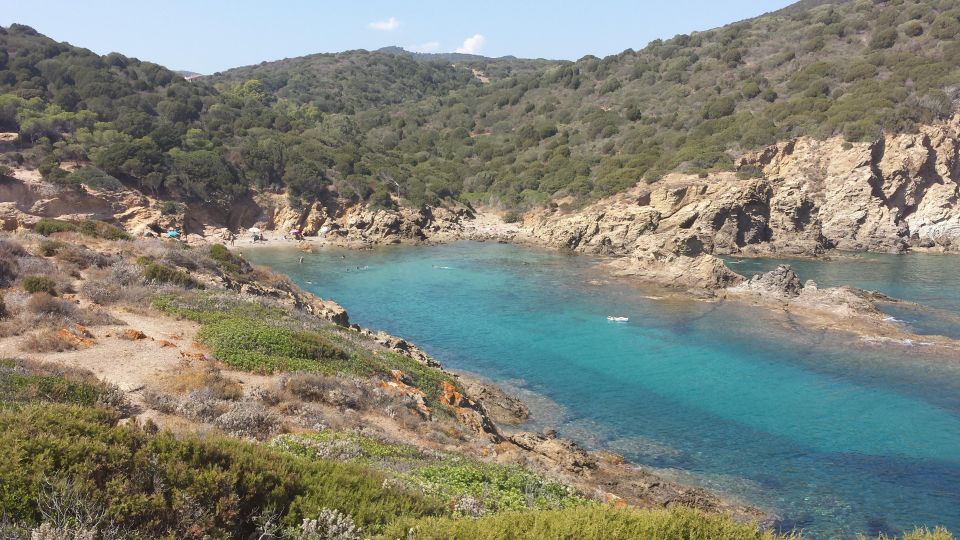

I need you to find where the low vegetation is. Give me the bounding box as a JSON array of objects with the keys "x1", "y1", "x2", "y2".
[
  {"x1": 378, "y1": 505, "x2": 796, "y2": 540},
  {"x1": 152, "y1": 291, "x2": 459, "y2": 405}
]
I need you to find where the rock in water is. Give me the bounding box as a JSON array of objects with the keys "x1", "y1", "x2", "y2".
[{"x1": 735, "y1": 264, "x2": 804, "y2": 297}]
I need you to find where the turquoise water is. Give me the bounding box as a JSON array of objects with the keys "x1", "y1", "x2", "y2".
[
  {"x1": 726, "y1": 253, "x2": 960, "y2": 340},
  {"x1": 248, "y1": 243, "x2": 960, "y2": 539}
]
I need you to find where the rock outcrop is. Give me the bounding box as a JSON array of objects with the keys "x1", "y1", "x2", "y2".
[
  {"x1": 733, "y1": 264, "x2": 804, "y2": 297},
  {"x1": 528, "y1": 115, "x2": 960, "y2": 287}
]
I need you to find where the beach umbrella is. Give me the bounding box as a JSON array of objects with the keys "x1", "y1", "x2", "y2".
[
  {"x1": 319, "y1": 226, "x2": 330, "y2": 235},
  {"x1": 248, "y1": 227, "x2": 261, "y2": 234},
  {"x1": 289, "y1": 229, "x2": 300, "y2": 234},
  {"x1": 166, "y1": 230, "x2": 179, "y2": 238}
]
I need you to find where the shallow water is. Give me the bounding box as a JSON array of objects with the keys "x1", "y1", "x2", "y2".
[{"x1": 249, "y1": 243, "x2": 960, "y2": 539}]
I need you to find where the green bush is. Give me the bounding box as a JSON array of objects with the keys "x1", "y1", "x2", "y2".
[
  {"x1": 208, "y1": 243, "x2": 250, "y2": 274},
  {"x1": 408, "y1": 460, "x2": 584, "y2": 514},
  {"x1": 377, "y1": 505, "x2": 795, "y2": 540},
  {"x1": 197, "y1": 317, "x2": 350, "y2": 374},
  {"x1": 33, "y1": 219, "x2": 77, "y2": 236},
  {"x1": 0, "y1": 403, "x2": 446, "y2": 537},
  {"x1": 68, "y1": 167, "x2": 125, "y2": 192},
  {"x1": 78, "y1": 219, "x2": 131, "y2": 240},
  {"x1": 22, "y1": 275, "x2": 57, "y2": 295},
  {"x1": 160, "y1": 200, "x2": 185, "y2": 215},
  {"x1": 140, "y1": 260, "x2": 199, "y2": 288},
  {"x1": 0, "y1": 363, "x2": 104, "y2": 407},
  {"x1": 870, "y1": 27, "x2": 899, "y2": 49}
]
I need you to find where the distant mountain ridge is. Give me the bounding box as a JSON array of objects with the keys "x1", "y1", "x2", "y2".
[{"x1": 1, "y1": 0, "x2": 959, "y2": 214}]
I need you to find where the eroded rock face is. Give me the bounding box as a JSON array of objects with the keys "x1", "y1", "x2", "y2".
[{"x1": 530, "y1": 115, "x2": 960, "y2": 276}]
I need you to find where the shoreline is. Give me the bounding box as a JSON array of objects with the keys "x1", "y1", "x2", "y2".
[{"x1": 241, "y1": 234, "x2": 960, "y2": 357}]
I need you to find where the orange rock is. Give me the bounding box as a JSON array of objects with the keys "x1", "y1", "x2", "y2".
[
  {"x1": 120, "y1": 329, "x2": 148, "y2": 340},
  {"x1": 56, "y1": 324, "x2": 95, "y2": 348},
  {"x1": 157, "y1": 339, "x2": 176, "y2": 348}
]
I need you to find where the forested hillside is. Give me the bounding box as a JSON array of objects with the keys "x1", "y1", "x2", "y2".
[{"x1": 2, "y1": 0, "x2": 960, "y2": 214}]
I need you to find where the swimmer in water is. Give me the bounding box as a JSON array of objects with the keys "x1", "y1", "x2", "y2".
[{"x1": 299, "y1": 257, "x2": 304, "y2": 264}]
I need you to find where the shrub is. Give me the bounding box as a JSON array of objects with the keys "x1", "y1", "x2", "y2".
[
  {"x1": 55, "y1": 245, "x2": 113, "y2": 269},
  {"x1": 37, "y1": 239, "x2": 67, "y2": 256},
  {"x1": 378, "y1": 505, "x2": 794, "y2": 540},
  {"x1": 68, "y1": 167, "x2": 125, "y2": 192},
  {"x1": 297, "y1": 509, "x2": 362, "y2": 540},
  {"x1": 502, "y1": 210, "x2": 522, "y2": 224},
  {"x1": 0, "y1": 361, "x2": 107, "y2": 406},
  {"x1": 0, "y1": 251, "x2": 16, "y2": 287},
  {"x1": 159, "y1": 200, "x2": 184, "y2": 215},
  {"x1": 0, "y1": 403, "x2": 445, "y2": 537},
  {"x1": 78, "y1": 220, "x2": 130, "y2": 240},
  {"x1": 140, "y1": 259, "x2": 199, "y2": 288},
  {"x1": 33, "y1": 219, "x2": 77, "y2": 236},
  {"x1": 701, "y1": 97, "x2": 736, "y2": 119},
  {"x1": 902, "y1": 20, "x2": 924, "y2": 37},
  {"x1": 209, "y1": 243, "x2": 250, "y2": 274},
  {"x1": 109, "y1": 261, "x2": 144, "y2": 285},
  {"x1": 19, "y1": 329, "x2": 78, "y2": 353},
  {"x1": 214, "y1": 401, "x2": 281, "y2": 438},
  {"x1": 869, "y1": 27, "x2": 898, "y2": 49},
  {"x1": 0, "y1": 294, "x2": 5, "y2": 318},
  {"x1": 196, "y1": 317, "x2": 350, "y2": 374},
  {"x1": 22, "y1": 276, "x2": 57, "y2": 295}
]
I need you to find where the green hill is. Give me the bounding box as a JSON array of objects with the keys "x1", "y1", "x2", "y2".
[{"x1": 2, "y1": 0, "x2": 960, "y2": 212}]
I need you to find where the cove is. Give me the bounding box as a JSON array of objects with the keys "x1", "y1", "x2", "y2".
[{"x1": 247, "y1": 242, "x2": 960, "y2": 539}]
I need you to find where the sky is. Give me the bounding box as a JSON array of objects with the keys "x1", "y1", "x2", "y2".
[{"x1": 2, "y1": 0, "x2": 796, "y2": 74}]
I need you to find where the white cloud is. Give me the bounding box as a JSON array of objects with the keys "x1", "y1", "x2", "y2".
[
  {"x1": 407, "y1": 41, "x2": 441, "y2": 53},
  {"x1": 455, "y1": 34, "x2": 486, "y2": 54},
  {"x1": 368, "y1": 17, "x2": 400, "y2": 31}
]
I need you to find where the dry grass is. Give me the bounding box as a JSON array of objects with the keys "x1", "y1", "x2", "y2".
[
  {"x1": 159, "y1": 359, "x2": 243, "y2": 400},
  {"x1": 19, "y1": 328, "x2": 79, "y2": 353}
]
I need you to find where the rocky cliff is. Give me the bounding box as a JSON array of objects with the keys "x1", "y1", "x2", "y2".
[{"x1": 525, "y1": 116, "x2": 960, "y2": 287}]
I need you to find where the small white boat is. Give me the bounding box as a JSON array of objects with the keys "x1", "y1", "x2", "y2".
[{"x1": 607, "y1": 316, "x2": 629, "y2": 322}]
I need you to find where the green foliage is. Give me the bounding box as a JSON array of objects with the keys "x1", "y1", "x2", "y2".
[
  {"x1": 409, "y1": 460, "x2": 584, "y2": 514},
  {"x1": 159, "y1": 200, "x2": 184, "y2": 215},
  {"x1": 78, "y1": 219, "x2": 130, "y2": 240},
  {"x1": 33, "y1": 218, "x2": 77, "y2": 236},
  {"x1": 0, "y1": 294, "x2": 5, "y2": 319},
  {"x1": 0, "y1": 403, "x2": 446, "y2": 537},
  {"x1": 377, "y1": 505, "x2": 795, "y2": 540},
  {"x1": 68, "y1": 167, "x2": 125, "y2": 191},
  {"x1": 273, "y1": 432, "x2": 427, "y2": 463},
  {"x1": 21, "y1": 275, "x2": 57, "y2": 295},
  {"x1": 139, "y1": 258, "x2": 199, "y2": 288},
  {"x1": 196, "y1": 317, "x2": 351, "y2": 374},
  {"x1": 152, "y1": 292, "x2": 461, "y2": 404},
  {"x1": 208, "y1": 243, "x2": 251, "y2": 274},
  {"x1": 0, "y1": 362, "x2": 104, "y2": 407}
]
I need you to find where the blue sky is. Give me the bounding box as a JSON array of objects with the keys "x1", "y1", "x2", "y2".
[{"x1": 3, "y1": 1, "x2": 795, "y2": 73}]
